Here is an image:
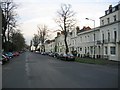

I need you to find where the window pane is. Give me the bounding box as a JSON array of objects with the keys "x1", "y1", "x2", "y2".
[
  {"x1": 110, "y1": 47, "x2": 116, "y2": 55},
  {"x1": 114, "y1": 31, "x2": 117, "y2": 42},
  {"x1": 113, "y1": 15, "x2": 116, "y2": 21},
  {"x1": 108, "y1": 32, "x2": 110, "y2": 42},
  {"x1": 107, "y1": 18, "x2": 110, "y2": 24},
  {"x1": 105, "y1": 47, "x2": 108, "y2": 54}
]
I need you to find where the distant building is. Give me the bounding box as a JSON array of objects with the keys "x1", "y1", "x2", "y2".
[
  {"x1": 31, "y1": 45, "x2": 35, "y2": 51},
  {"x1": 55, "y1": 31, "x2": 71, "y2": 54},
  {"x1": 54, "y1": 32, "x2": 65, "y2": 54},
  {"x1": 45, "y1": 39, "x2": 55, "y2": 53}
]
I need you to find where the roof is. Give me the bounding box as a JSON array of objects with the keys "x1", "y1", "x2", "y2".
[
  {"x1": 100, "y1": 3, "x2": 120, "y2": 19},
  {"x1": 77, "y1": 26, "x2": 91, "y2": 33}
]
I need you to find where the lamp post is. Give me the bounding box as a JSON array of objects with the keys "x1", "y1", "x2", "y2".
[{"x1": 85, "y1": 18, "x2": 95, "y2": 59}]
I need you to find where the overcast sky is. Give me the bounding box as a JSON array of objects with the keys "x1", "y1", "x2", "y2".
[{"x1": 14, "y1": 0, "x2": 119, "y2": 45}]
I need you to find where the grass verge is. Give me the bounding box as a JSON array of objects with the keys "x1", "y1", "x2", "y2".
[{"x1": 75, "y1": 57, "x2": 117, "y2": 65}]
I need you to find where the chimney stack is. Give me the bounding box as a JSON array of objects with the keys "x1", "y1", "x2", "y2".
[
  {"x1": 57, "y1": 32, "x2": 60, "y2": 36},
  {"x1": 61, "y1": 31, "x2": 64, "y2": 34},
  {"x1": 109, "y1": 5, "x2": 112, "y2": 9}
]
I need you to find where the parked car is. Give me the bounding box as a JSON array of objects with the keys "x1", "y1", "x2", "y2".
[
  {"x1": 58, "y1": 53, "x2": 63, "y2": 59},
  {"x1": 54, "y1": 53, "x2": 60, "y2": 58},
  {"x1": 55, "y1": 53, "x2": 62, "y2": 59},
  {"x1": 58, "y1": 53, "x2": 75, "y2": 61},
  {"x1": 41, "y1": 52, "x2": 47, "y2": 55},
  {"x1": 13, "y1": 52, "x2": 20, "y2": 56},
  {"x1": 4, "y1": 52, "x2": 14, "y2": 58},
  {"x1": 2, "y1": 54, "x2": 9, "y2": 64},
  {"x1": 19, "y1": 50, "x2": 25, "y2": 53},
  {"x1": 45, "y1": 52, "x2": 50, "y2": 55},
  {"x1": 59, "y1": 53, "x2": 68, "y2": 60},
  {"x1": 48, "y1": 53, "x2": 55, "y2": 57},
  {"x1": 67, "y1": 54, "x2": 75, "y2": 61},
  {"x1": 48, "y1": 53, "x2": 53, "y2": 56},
  {"x1": 3, "y1": 53, "x2": 10, "y2": 60},
  {"x1": 35, "y1": 51, "x2": 42, "y2": 54}
]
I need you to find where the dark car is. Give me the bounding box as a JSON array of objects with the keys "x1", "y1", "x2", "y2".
[
  {"x1": 54, "y1": 53, "x2": 61, "y2": 59},
  {"x1": 2, "y1": 55, "x2": 9, "y2": 64},
  {"x1": 13, "y1": 52, "x2": 20, "y2": 56},
  {"x1": 41, "y1": 52, "x2": 47, "y2": 55},
  {"x1": 45, "y1": 52, "x2": 50, "y2": 55},
  {"x1": 48, "y1": 53, "x2": 52, "y2": 56},
  {"x1": 3, "y1": 52, "x2": 13, "y2": 59},
  {"x1": 6, "y1": 52, "x2": 14, "y2": 58},
  {"x1": 41, "y1": 52, "x2": 44, "y2": 55},
  {"x1": 51, "y1": 53, "x2": 56, "y2": 57},
  {"x1": 60, "y1": 53, "x2": 68, "y2": 60},
  {"x1": 58, "y1": 53, "x2": 63, "y2": 59},
  {"x1": 3, "y1": 54, "x2": 10, "y2": 60},
  {"x1": 67, "y1": 54, "x2": 75, "y2": 61},
  {"x1": 54, "y1": 53, "x2": 59, "y2": 58}
]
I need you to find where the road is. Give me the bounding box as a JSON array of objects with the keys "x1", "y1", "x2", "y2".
[{"x1": 2, "y1": 52, "x2": 118, "y2": 88}]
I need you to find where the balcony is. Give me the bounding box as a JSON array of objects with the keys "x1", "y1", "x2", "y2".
[{"x1": 100, "y1": 39, "x2": 117, "y2": 44}]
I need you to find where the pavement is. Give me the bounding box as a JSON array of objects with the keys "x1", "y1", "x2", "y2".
[{"x1": 2, "y1": 51, "x2": 118, "y2": 88}]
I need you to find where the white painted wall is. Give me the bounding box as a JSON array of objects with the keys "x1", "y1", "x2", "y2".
[
  {"x1": 99, "y1": 5, "x2": 120, "y2": 61},
  {"x1": 100, "y1": 10, "x2": 119, "y2": 26},
  {"x1": 76, "y1": 28, "x2": 100, "y2": 57}
]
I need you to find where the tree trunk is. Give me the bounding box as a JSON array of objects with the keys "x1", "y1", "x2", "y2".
[
  {"x1": 7, "y1": 26, "x2": 10, "y2": 42},
  {"x1": 64, "y1": 18, "x2": 69, "y2": 54},
  {"x1": 35, "y1": 46, "x2": 37, "y2": 51},
  {"x1": 43, "y1": 45, "x2": 45, "y2": 52},
  {"x1": 64, "y1": 33, "x2": 69, "y2": 54}
]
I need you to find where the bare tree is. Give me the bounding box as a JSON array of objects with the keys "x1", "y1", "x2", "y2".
[
  {"x1": 55, "y1": 4, "x2": 76, "y2": 54},
  {"x1": 37, "y1": 24, "x2": 49, "y2": 52},
  {"x1": 30, "y1": 40, "x2": 32, "y2": 47},
  {"x1": 32, "y1": 34, "x2": 40, "y2": 51},
  {"x1": 1, "y1": 0, "x2": 18, "y2": 51}
]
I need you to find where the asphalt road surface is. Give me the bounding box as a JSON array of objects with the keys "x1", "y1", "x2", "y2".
[{"x1": 2, "y1": 52, "x2": 118, "y2": 88}]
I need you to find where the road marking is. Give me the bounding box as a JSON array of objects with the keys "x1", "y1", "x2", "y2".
[
  {"x1": 25, "y1": 53, "x2": 32, "y2": 88},
  {"x1": 25, "y1": 52, "x2": 31, "y2": 62},
  {"x1": 25, "y1": 62, "x2": 33, "y2": 88},
  {"x1": 25, "y1": 63, "x2": 30, "y2": 76}
]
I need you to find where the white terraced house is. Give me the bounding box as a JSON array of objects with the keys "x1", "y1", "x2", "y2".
[
  {"x1": 38, "y1": 3, "x2": 120, "y2": 61},
  {"x1": 44, "y1": 39, "x2": 55, "y2": 53},
  {"x1": 55, "y1": 32, "x2": 66, "y2": 54},
  {"x1": 69, "y1": 4, "x2": 120, "y2": 61},
  {"x1": 99, "y1": 4, "x2": 120, "y2": 61},
  {"x1": 54, "y1": 31, "x2": 71, "y2": 54},
  {"x1": 75, "y1": 27, "x2": 100, "y2": 59}
]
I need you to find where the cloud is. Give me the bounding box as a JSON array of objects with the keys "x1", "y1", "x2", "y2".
[
  {"x1": 15, "y1": 0, "x2": 119, "y2": 44},
  {"x1": 20, "y1": 16, "x2": 58, "y2": 45}
]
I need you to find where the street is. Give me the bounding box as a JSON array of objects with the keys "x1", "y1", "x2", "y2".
[{"x1": 2, "y1": 52, "x2": 118, "y2": 88}]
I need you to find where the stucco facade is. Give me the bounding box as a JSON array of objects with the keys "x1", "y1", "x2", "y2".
[{"x1": 99, "y1": 4, "x2": 120, "y2": 61}]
